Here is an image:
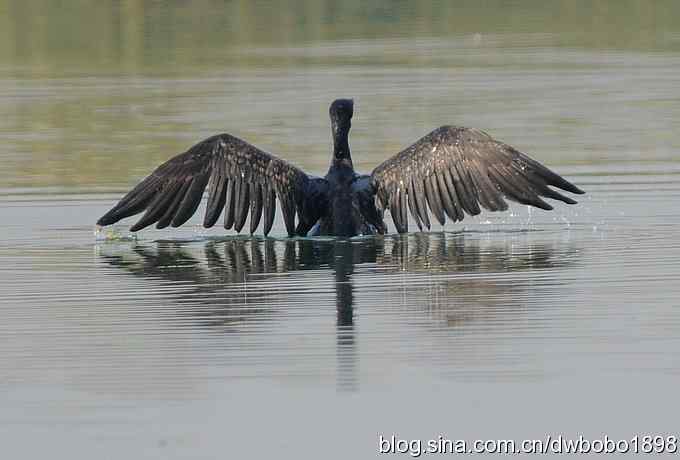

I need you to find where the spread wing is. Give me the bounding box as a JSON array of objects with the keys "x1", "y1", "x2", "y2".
[
  {"x1": 370, "y1": 126, "x2": 585, "y2": 233},
  {"x1": 97, "y1": 134, "x2": 328, "y2": 236}
]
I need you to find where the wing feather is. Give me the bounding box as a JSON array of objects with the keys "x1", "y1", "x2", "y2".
[
  {"x1": 389, "y1": 187, "x2": 407, "y2": 233},
  {"x1": 294, "y1": 177, "x2": 330, "y2": 236},
  {"x1": 350, "y1": 175, "x2": 387, "y2": 234},
  {"x1": 233, "y1": 176, "x2": 250, "y2": 233},
  {"x1": 204, "y1": 175, "x2": 228, "y2": 228},
  {"x1": 130, "y1": 179, "x2": 185, "y2": 232},
  {"x1": 155, "y1": 180, "x2": 191, "y2": 229},
  {"x1": 172, "y1": 172, "x2": 211, "y2": 227},
  {"x1": 437, "y1": 169, "x2": 463, "y2": 222},
  {"x1": 223, "y1": 178, "x2": 236, "y2": 230},
  {"x1": 370, "y1": 126, "x2": 584, "y2": 233},
  {"x1": 97, "y1": 134, "x2": 326, "y2": 236},
  {"x1": 424, "y1": 174, "x2": 446, "y2": 226},
  {"x1": 249, "y1": 182, "x2": 263, "y2": 235},
  {"x1": 407, "y1": 176, "x2": 423, "y2": 231},
  {"x1": 411, "y1": 174, "x2": 430, "y2": 230},
  {"x1": 262, "y1": 186, "x2": 277, "y2": 236}
]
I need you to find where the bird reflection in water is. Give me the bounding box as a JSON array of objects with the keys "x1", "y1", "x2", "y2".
[{"x1": 98, "y1": 233, "x2": 579, "y2": 391}]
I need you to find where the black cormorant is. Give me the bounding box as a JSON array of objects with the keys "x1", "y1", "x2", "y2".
[{"x1": 97, "y1": 99, "x2": 584, "y2": 237}]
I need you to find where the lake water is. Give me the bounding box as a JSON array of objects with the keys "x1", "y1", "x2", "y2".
[{"x1": 1, "y1": 1, "x2": 680, "y2": 458}]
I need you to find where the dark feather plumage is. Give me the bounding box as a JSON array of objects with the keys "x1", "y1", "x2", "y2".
[
  {"x1": 97, "y1": 134, "x2": 325, "y2": 237},
  {"x1": 98, "y1": 101, "x2": 584, "y2": 237},
  {"x1": 350, "y1": 175, "x2": 386, "y2": 234},
  {"x1": 249, "y1": 182, "x2": 263, "y2": 235},
  {"x1": 262, "y1": 186, "x2": 277, "y2": 236},
  {"x1": 370, "y1": 126, "x2": 584, "y2": 231},
  {"x1": 223, "y1": 179, "x2": 236, "y2": 230}
]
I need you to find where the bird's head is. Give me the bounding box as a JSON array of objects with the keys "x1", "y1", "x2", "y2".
[{"x1": 329, "y1": 98, "x2": 353, "y2": 134}]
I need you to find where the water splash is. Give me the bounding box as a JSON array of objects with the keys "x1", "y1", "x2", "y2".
[{"x1": 94, "y1": 225, "x2": 137, "y2": 242}]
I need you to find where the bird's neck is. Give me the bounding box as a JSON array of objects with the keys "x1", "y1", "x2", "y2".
[{"x1": 333, "y1": 128, "x2": 353, "y2": 168}]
